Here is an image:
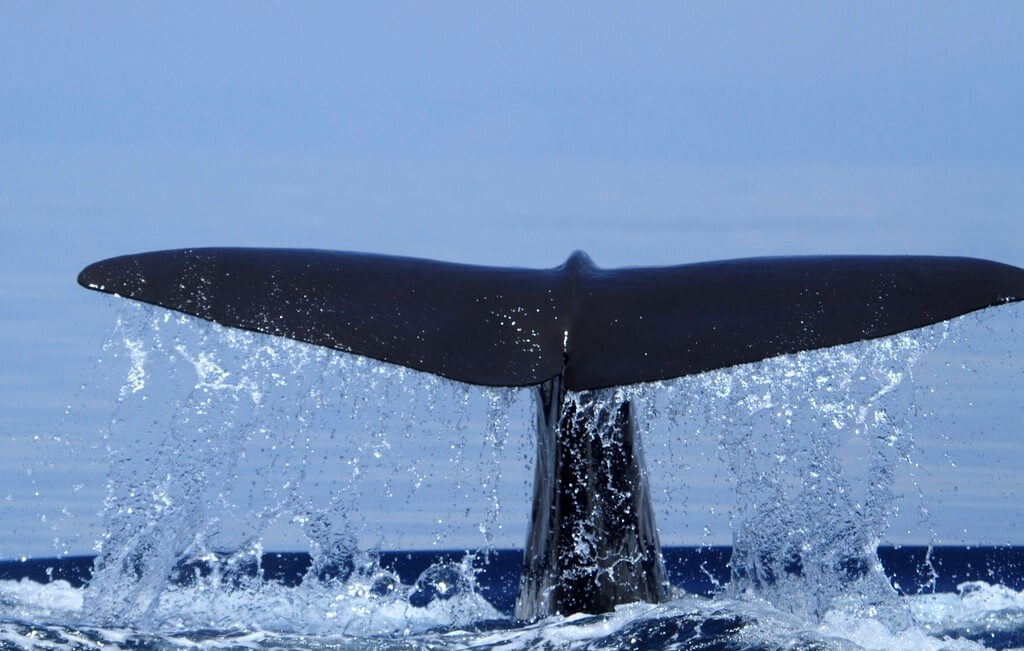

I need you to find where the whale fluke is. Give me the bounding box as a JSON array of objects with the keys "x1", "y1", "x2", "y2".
[
  {"x1": 78, "y1": 248, "x2": 1024, "y2": 391},
  {"x1": 78, "y1": 248, "x2": 1024, "y2": 618}
]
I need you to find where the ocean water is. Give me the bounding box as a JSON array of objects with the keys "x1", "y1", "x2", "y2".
[
  {"x1": 1, "y1": 302, "x2": 1023, "y2": 650},
  {"x1": 2, "y1": 547, "x2": 1023, "y2": 649}
]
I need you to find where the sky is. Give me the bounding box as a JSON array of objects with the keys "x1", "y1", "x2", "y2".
[{"x1": 1, "y1": 2, "x2": 1023, "y2": 555}]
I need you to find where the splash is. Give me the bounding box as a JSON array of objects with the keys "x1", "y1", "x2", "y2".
[
  {"x1": 79, "y1": 302, "x2": 528, "y2": 631},
  {"x1": 627, "y1": 325, "x2": 953, "y2": 622},
  {"x1": 5, "y1": 300, "x2": 1023, "y2": 647},
  {"x1": 76, "y1": 304, "x2": 953, "y2": 627}
]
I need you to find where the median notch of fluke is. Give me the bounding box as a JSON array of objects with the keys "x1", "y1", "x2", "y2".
[{"x1": 78, "y1": 248, "x2": 1024, "y2": 618}]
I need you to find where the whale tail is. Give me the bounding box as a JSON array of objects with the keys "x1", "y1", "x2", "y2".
[
  {"x1": 78, "y1": 248, "x2": 1024, "y2": 617},
  {"x1": 78, "y1": 248, "x2": 1024, "y2": 391}
]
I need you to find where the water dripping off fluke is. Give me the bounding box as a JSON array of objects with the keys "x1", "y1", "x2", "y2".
[{"x1": 84, "y1": 302, "x2": 955, "y2": 631}]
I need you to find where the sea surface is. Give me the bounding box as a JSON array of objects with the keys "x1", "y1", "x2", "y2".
[
  {"x1": 1, "y1": 547, "x2": 1024, "y2": 649},
  {"x1": 2, "y1": 303, "x2": 1023, "y2": 649}
]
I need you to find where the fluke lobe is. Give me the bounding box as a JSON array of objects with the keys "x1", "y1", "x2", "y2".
[{"x1": 79, "y1": 248, "x2": 1024, "y2": 619}]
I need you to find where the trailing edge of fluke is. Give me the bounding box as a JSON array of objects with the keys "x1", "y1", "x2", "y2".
[{"x1": 78, "y1": 248, "x2": 1024, "y2": 390}]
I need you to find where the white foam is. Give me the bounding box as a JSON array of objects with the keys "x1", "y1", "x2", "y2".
[
  {"x1": 3, "y1": 577, "x2": 1024, "y2": 648},
  {"x1": 0, "y1": 579, "x2": 82, "y2": 619}
]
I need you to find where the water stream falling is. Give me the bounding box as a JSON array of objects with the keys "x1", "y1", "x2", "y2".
[
  {"x1": 70, "y1": 303, "x2": 531, "y2": 633},
  {"x1": 635, "y1": 330, "x2": 943, "y2": 625},
  {"x1": 3, "y1": 300, "x2": 1024, "y2": 649}
]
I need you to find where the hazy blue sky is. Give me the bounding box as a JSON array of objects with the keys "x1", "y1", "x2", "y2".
[{"x1": 1, "y1": 3, "x2": 1023, "y2": 554}]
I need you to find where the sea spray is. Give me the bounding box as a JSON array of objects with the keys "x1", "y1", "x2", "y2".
[
  {"x1": 80, "y1": 302, "x2": 527, "y2": 631},
  {"x1": 10, "y1": 299, "x2": 1022, "y2": 647},
  {"x1": 85, "y1": 301, "x2": 955, "y2": 628},
  {"x1": 629, "y1": 324, "x2": 954, "y2": 624}
]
